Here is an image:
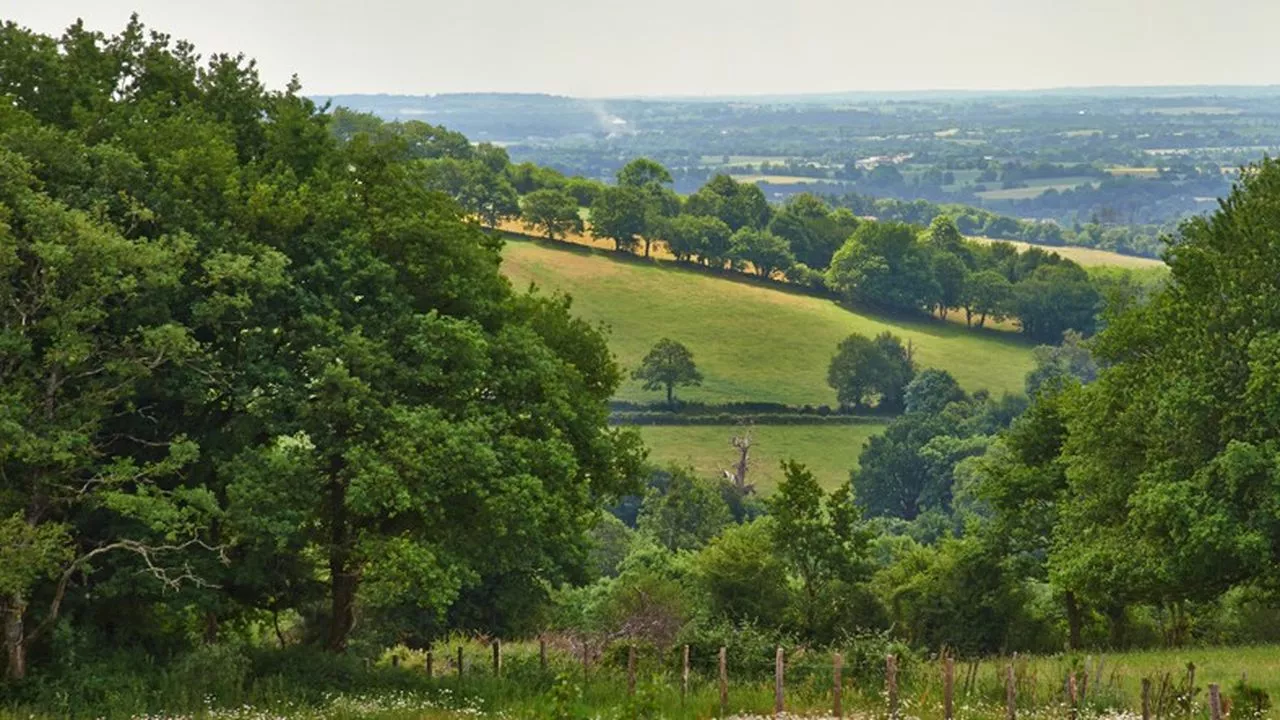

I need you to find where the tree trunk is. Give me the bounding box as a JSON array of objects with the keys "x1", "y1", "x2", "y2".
[
  {"x1": 325, "y1": 476, "x2": 358, "y2": 653},
  {"x1": 327, "y1": 568, "x2": 358, "y2": 653},
  {"x1": 1105, "y1": 604, "x2": 1126, "y2": 649},
  {"x1": 3, "y1": 593, "x2": 26, "y2": 681},
  {"x1": 1065, "y1": 591, "x2": 1082, "y2": 651},
  {"x1": 203, "y1": 610, "x2": 219, "y2": 645}
]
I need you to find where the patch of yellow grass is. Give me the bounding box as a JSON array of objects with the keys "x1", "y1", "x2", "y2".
[{"x1": 969, "y1": 236, "x2": 1165, "y2": 269}]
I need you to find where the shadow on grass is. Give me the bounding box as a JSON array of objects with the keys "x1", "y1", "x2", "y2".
[{"x1": 498, "y1": 229, "x2": 1035, "y2": 350}]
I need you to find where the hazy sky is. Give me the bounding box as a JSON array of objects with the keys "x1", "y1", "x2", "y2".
[{"x1": 6, "y1": 0, "x2": 1279, "y2": 97}]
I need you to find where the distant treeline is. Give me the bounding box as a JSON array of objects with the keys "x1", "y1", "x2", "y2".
[
  {"x1": 508, "y1": 156, "x2": 1159, "y2": 343},
  {"x1": 322, "y1": 110, "x2": 1165, "y2": 342},
  {"x1": 830, "y1": 192, "x2": 1170, "y2": 258}
]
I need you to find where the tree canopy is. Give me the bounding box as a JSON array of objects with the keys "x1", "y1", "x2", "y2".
[{"x1": 0, "y1": 16, "x2": 641, "y2": 678}]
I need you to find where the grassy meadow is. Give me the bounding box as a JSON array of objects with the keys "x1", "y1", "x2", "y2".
[
  {"x1": 638, "y1": 423, "x2": 887, "y2": 492},
  {"x1": 27, "y1": 639, "x2": 1271, "y2": 720},
  {"x1": 501, "y1": 237, "x2": 1036, "y2": 406}
]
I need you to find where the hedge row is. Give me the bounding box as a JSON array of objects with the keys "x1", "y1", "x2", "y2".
[
  {"x1": 609, "y1": 412, "x2": 883, "y2": 426},
  {"x1": 608, "y1": 400, "x2": 886, "y2": 417}
]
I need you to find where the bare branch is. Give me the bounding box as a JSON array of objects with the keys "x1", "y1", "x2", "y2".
[{"x1": 27, "y1": 537, "x2": 226, "y2": 645}]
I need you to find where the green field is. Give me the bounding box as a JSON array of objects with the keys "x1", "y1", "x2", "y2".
[
  {"x1": 638, "y1": 423, "x2": 886, "y2": 492},
  {"x1": 976, "y1": 176, "x2": 1099, "y2": 200},
  {"x1": 501, "y1": 238, "x2": 1036, "y2": 405}
]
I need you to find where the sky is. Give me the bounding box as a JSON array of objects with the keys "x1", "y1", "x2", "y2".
[{"x1": 6, "y1": 0, "x2": 1280, "y2": 98}]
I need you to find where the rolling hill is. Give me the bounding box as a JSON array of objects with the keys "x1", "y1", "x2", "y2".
[{"x1": 501, "y1": 237, "x2": 1037, "y2": 406}]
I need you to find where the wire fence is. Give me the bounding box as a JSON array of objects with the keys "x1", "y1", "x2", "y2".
[{"x1": 386, "y1": 640, "x2": 1241, "y2": 720}]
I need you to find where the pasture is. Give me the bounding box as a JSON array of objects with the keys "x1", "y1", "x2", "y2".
[
  {"x1": 638, "y1": 422, "x2": 887, "y2": 492},
  {"x1": 500, "y1": 237, "x2": 1036, "y2": 405},
  {"x1": 976, "y1": 177, "x2": 1100, "y2": 201},
  {"x1": 730, "y1": 173, "x2": 829, "y2": 185}
]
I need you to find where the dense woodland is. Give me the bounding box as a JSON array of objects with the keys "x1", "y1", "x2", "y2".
[{"x1": 5, "y1": 18, "x2": 1280, "y2": 717}]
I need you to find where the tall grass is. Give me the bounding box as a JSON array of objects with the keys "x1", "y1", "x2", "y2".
[{"x1": 5, "y1": 640, "x2": 1278, "y2": 719}]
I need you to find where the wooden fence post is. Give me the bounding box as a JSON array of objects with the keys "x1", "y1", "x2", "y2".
[
  {"x1": 719, "y1": 646, "x2": 728, "y2": 717},
  {"x1": 774, "y1": 645, "x2": 785, "y2": 717},
  {"x1": 1209, "y1": 683, "x2": 1222, "y2": 720},
  {"x1": 833, "y1": 652, "x2": 844, "y2": 719},
  {"x1": 539, "y1": 637, "x2": 547, "y2": 673},
  {"x1": 1005, "y1": 663, "x2": 1016, "y2": 720},
  {"x1": 627, "y1": 645, "x2": 637, "y2": 697},
  {"x1": 457, "y1": 646, "x2": 463, "y2": 678},
  {"x1": 582, "y1": 641, "x2": 589, "y2": 682},
  {"x1": 1142, "y1": 677, "x2": 1152, "y2": 720},
  {"x1": 1186, "y1": 663, "x2": 1197, "y2": 720},
  {"x1": 682, "y1": 644, "x2": 690, "y2": 704},
  {"x1": 943, "y1": 655, "x2": 954, "y2": 720},
  {"x1": 492, "y1": 639, "x2": 502, "y2": 677},
  {"x1": 1068, "y1": 672, "x2": 1078, "y2": 720},
  {"x1": 426, "y1": 649, "x2": 433, "y2": 679},
  {"x1": 391, "y1": 654, "x2": 399, "y2": 668},
  {"x1": 887, "y1": 654, "x2": 899, "y2": 720}
]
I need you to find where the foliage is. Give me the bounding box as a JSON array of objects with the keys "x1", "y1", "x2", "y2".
[
  {"x1": 826, "y1": 332, "x2": 915, "y2": 411},
  {"x1": 0, "y1": 17, "x2": 642, "y2": 680},
  {"x1": 729, "y1": 227, "x2": 794, "y2": 278},
  {"x1": 827, "y1": 221, "x2": 940, "y2": 314},
  {"x1": 690, "y1": 518, "x2": 789, "y2": 623},
  {"x1": 636, "y1": 466, "x2": 732, "y2": 552},
  {"x1": 768, "y1": 461, "x2": 874, "y2": 641},
  {"x1": 632, "y1": 338, "x2": 703, "y2": 407},
  {"x1": 521, "y1": 189, "x2": 583, "y2": 240},
  {"x1": 590, "y1": 185, "x2": 649, "y2": 253}
]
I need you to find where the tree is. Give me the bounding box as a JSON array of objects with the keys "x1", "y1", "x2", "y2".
[
  {"x1": 1012, "y1": 264, "x2": 1100, "y2": 342},
  {"x1": 826, "y1": 332, "x2": 915, "y2": 410},
  {"x1": 0, "y1": 145, "x2": 211, "y2": 680},
  {"x1": 617, "y1": 157, "x2": 673, "y2": 189},
  {"x1": 664, "y1": 213, "x2": 730, "y2": 264},
  {"x1": 687, "y1": 174, "x2": 772, "y2": 231},
  {"x1": 1044, "y1": 158, "x2": 1280, "y2": 639},
  {"x1": 872, "y1": 332, "x2": 916, "y2": 412},
  {"x1": 826, "y1": 222, "x2": 940, "y2": 314},
  {"x1": 1025, "y1": 330, "x2": 1098, "y2": 397},
  {"x1": 923, "y1": 215, "x2": 974, "y2": 266},
  {"x1": 616, "y1": 158, "x2": 677, "y2": 257},
  {"x1": 931, "y1": 252, "x2": 968, "y2": 319},
  {"x1": 729, "y1": 228, "x2": 794, "y2": 278},
  {"x1": 564, "y1": 176, "x2": 603, "y2": 206},
  {"x1": 961, "y1": 270, "x2": 1013, "y2": 327},
  {"x1": 768, "y1": 461, "x2": 872, "y2": 640},
  {"x1": 904, "y1": 369, "x2": 967, "y2": 416},
  {"x1": 637, "y1": 466, "x2": 732, "y2": 552},
  {"x1": 0, "y1": 17, "x2": 645, "y2": 673},
  {"x1": 769, "y1": 193, "x2": 857, "y2": 270},
  {"x1": 521, "y1": 188, "x2": 583, "y2": 240},
  {"x1": 591, "y1": 185, "x2": 648, "y2": 253},
  {"x1": 633, "y1": 338, "x2": 703, "y2": 406},
  {"x1": 692, "y1": 519, "x2": 789, "y2": 623}
]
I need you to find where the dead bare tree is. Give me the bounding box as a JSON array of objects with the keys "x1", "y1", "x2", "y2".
[{"x1": 721, "y1": 424, "x2": 755, "y2": 494}]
